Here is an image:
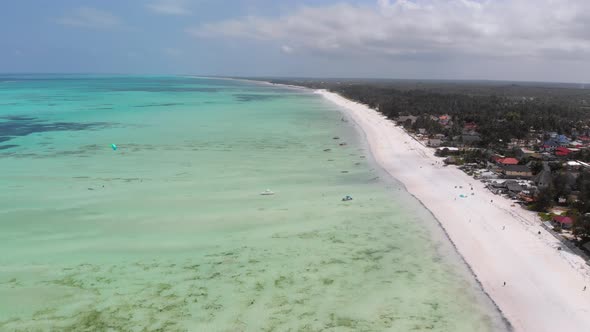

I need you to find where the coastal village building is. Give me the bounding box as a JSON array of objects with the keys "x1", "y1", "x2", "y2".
[
  {"x1": 502, "y1": 165, "x2": 533, "y2": 179},
  {"x1": 508, "y1": 138, "x2": 529, "y2": 149},
  {"x1": 516, "y1": 148, "x2": 541, "y2": 160},
  {"x1": 494, "y1": 157, "x2": 519, "y2": 166},
  {"x1": 552, "y1": 215, "x2": 573, "y2": 229},
  {"x1": 541, "y1": 140, "x2": 560, "y2": 152},
  {"x1": 568, "y1": 160, "x2": 590, "y2": 170},
  {"x1": 438, "y1": 115, "x2": 451, "y2": 126},
  {"x1": 506, "y1": 181, "x2": 524, "y2": 196},
  {"x1": 487, "y1": 179, "x2": 533, "y2": 196},
  {"x1": 555, "y1": 147, "x2": 572, "y2": 157},
  {"x1": 557, "y1": 134, "x2": 570, "y2": 146},
  {"x1": 542, "y1": 135, "x2": 571, "y2": 152},
  {"x1": 565, "y1": 161, "x2": 584, "y2": 171},
  {"x1": 436, "y1": 147, "x2": 460, "y2": 154},
  {"x1": 475, "y1": 170, "x2": 498, "y2": 180}
]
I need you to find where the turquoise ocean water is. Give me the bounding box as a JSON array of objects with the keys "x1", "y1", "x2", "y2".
[{"x1": 0, "y1": 75, "x2": 507, "y2": 331}]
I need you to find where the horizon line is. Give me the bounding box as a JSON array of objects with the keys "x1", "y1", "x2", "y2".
[{"x1": 0, "y1": 72, "x2": 587, "y2": 86}]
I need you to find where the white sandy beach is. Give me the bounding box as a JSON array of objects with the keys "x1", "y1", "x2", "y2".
[{"x1": 318, "y1": 90, "x2": 590, "y2": 332}]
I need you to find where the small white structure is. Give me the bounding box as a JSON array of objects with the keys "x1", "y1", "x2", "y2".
[
  {"x1": 428, "y1": 138, "x2": 442, "y2": 147},
  {"x1": 436, "y1": 147, "x2": 460, "y2": 152}
]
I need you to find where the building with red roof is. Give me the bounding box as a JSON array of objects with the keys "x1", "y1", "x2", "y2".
[
  {"x1": 555, "y1": 147, "x2": 572, "y2": 157},
  {"x1": 552, "y1": 215, "x2": 573, "y2": 229},
  {"x1": 497, "y1": 157, "x2": 519, "y2": 165},
  {"x1": 438, "y1": 115, "x2": 451, "y2": 126}
]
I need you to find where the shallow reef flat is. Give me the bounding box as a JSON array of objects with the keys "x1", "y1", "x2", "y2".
[{"x1": 0, "y1": 76, "x2": 505, "y2": 331}]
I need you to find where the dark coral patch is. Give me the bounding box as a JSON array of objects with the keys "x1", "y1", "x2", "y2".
[{"x1": 0, "y1": 116, "x2": 116, "y2": 143}]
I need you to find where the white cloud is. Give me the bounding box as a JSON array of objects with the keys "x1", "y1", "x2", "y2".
[
  {"x1": 56, "y1": 7, "x2": 122, "y2": 29},
  {"x1": 189, "y1": 0, "x2": 590, "y2": 61},
  {"x1": 281, "y1": 45, "x2": 294, "y2": 54},
  {"x1": 147, "y1": 0, "x2": 192, "y2": 16}
]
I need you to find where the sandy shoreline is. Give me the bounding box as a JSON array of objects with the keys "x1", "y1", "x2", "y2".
[{"x1": 317, "y1": 89, "x2": 590, "y2": 332}]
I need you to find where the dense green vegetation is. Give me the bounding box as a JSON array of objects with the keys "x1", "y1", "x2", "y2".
[
  {"x1": 534, "y1": 170, "x2": 590, "y2": 241},
  {"x1": 268, "y1": 79, "x2": 590, "y2": 149}
]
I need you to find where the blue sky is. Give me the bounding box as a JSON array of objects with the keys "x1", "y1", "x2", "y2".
[{"x1": 1, "y1": 0, "x2": 589, "y2": 82}]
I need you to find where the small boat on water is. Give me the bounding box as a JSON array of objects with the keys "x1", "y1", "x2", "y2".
[
  {"x1": 342, "y1": 195, "x2": 353, "y2": 201},
  {"x1": 260, "y1": 189, "x2": 275, "y2": 196}
]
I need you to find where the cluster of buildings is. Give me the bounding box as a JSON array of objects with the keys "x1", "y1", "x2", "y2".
[
  {"x1": 397, "y1": 114, "x2": 590, "y2": 256},
  {"x1": 442, "y1": 146, "x2": 590, "y2": 203},
  {"x1": 398, "y1": 113, "x2": 590, "y2": 154},
  {"x1": 396, "y1": 114, "x2": 483, "y2": 147},
  {"x1": 397, "y1": 116, "x2": 590, "y2": 216}
]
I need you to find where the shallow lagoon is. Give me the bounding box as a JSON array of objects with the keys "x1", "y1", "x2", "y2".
[{"x1": 0, "y1": 76, "x2": 507, "y2": 331}]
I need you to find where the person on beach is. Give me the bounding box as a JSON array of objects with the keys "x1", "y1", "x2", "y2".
[
  {"x1": 584, "y1": 286, "x2": 587, "y2": 291},
  {"x1": 503, "y1": 282, "x2": 506, "y2": 287}
]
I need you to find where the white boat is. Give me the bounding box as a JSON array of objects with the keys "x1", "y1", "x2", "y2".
[{"x1": 260, "y1": 189, "x2": 275, "y2": 196}]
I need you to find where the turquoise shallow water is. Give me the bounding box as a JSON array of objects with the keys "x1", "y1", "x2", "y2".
[{"x1": 0, "y1": 75, "x2": 506, "y2": 331}]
